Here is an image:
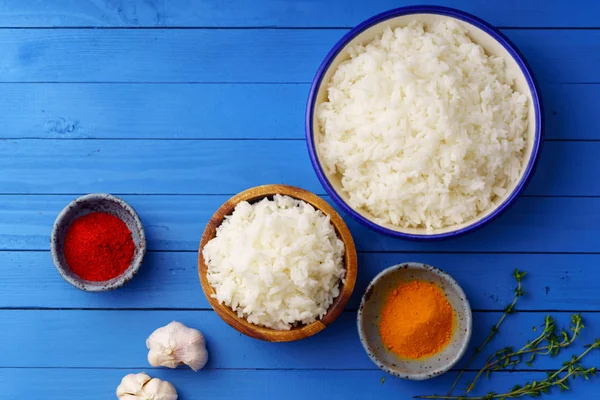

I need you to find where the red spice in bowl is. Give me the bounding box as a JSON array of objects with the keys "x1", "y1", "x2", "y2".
[
  {"x1": 64, "y1": 212, "x2": 135, "y2": 281},
  {"x1": 51, "y1": 193, "x2": 146, "y2": 292}
]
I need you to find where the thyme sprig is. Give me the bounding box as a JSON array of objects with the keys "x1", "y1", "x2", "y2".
[
  {"x1": 414, "y1": 339, "x2": 600, "y2": 399},
  {"x1": 415, "y1": 269, "x2": 598, "y2": 399},
  {"x1": 446, "y1": 269, "x2": 526, "y2": 396},
  {"x1": 464, "y1": 314, "x2": 584, "y2": 394}
]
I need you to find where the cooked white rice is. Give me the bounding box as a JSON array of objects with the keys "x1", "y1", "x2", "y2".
[
  {"x1": 317, "y1": 20, "x2": 528, "y2": 229},
  {"x1": 202, "y1": 195, "x2": 345, "y2": 330}
]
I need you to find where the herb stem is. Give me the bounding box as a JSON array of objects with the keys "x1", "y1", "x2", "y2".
[
  {"x1": 465, "y1": 315, "x2": 582, "y2": 394},
  {"x1": 415, "y1": 339, "x2": 600, "y2": 400},
  {"x1": 446, "y1": 269, "x2": 525, "y2": 396}
]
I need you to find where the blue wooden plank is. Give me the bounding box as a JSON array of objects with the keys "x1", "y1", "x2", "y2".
[
  {"x1": 544, "y1": 84, "x2": 600, "y2": 140},
  {"x1": 0, "y1": 139, "x2": 322, "y2": 194},
  {"x1": 0, "y1": 4, "x2": 596, "y2": 400},
  {"x1": 0, "y1": 140, "x2": 596, "y2": 196},
  {"x1": 0, "y1": 83, "x2": 594, "y2": 140},
  {"x1": 1, "y1": 310, "x2": 597, "y2": 370},
  {"x1": 0, "y1": 29, "x2": 597, "y2": 83},
  {"x1": 0, "y1": 83, "x2": 307, "y2": 139},
  {"x1": 1, "y1": 369, "x2": 595, "y2": 400},
  {"x1": 0, "y1": 0, "x2": 597, "y2": 28},
  {"x1": 1, "y1": 195, "x2": 599, "y2": 253},
  {"x1": 1, "y1": 251, "x2": 597, "y2": 310}
]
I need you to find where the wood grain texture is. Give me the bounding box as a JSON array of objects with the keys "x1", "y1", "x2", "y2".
[
  {"x1": 0, "y1": 1, "x2": 598, "y2": 398},
  {"x1": 2, "y1": 310, "x2": 598, "y2": 370},
  {"x1": 0, "y1": 140, "x2": 598, "y2": 196},
  {"x1": 0, "y1": 83, "x2": 307, "y2": 139},
  {"x1": 0, "y1": 83, "x2": 589, "y2": 140},
  {"x1": 1, "y1": 369, "x2": 596, "y2": 400},
  {"x1": 2, "y1": 195, "x2": 599, "y2": 253},
  {"x1": 0, "y1": 251, "x2": 597, "y2": 311},
  {"x1": 0, "y1": 29, "x2": 598, "y2": 83},
  {"x1": 0, "y1": 0, "x2": 597, "y2": 28},
  {"x1": 198, "y1": 185, "x2": 357, "y2": 342}
]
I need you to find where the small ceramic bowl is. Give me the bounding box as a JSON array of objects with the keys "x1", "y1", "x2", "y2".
[
  {"x1": 50, "y1": 193, "x2": 146, "y2": 292},
  {"x1": 306, "y1": 6, "x2": 543, "y2": 240},
  {"x1": 357, "y1": 262, "x2": 472, "y2": 380},
  {"x1": 198, "y1": 184, "x2": 358, "y2": 342}
]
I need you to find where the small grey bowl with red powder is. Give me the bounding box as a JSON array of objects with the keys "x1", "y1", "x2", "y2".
[{"x1": 50, "y1": 193, "x2": 146, "y2": 292}]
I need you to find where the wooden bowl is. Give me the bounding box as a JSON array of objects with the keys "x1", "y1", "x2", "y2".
[{"x1": 198, "y1": 184, "x2": 357, "y2": 342}]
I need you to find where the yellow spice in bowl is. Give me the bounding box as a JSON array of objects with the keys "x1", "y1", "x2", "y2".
[{"x1": 379, "y1": 280, "x2": 454, "y2": 359}]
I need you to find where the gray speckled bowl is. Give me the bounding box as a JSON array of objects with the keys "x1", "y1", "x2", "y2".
[
  {"x1": 357, "y1": 262, "x2": 472, "y2": 380},
  {"x1": 50, "y1": 193, "x2": 146, "y2": 292}
]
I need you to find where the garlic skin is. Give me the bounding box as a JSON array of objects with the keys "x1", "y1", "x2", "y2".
[
  {"x1": 146, "y1": 321, "x2": 208, "y2": 371},
  {"x1": 116, "y1": 373, "x2": 177, "y2": 400}
]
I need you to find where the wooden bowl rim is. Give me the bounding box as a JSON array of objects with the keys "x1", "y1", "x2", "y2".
[{"x1": 198, "y1": 184, "x2": 357, "y2": 342}]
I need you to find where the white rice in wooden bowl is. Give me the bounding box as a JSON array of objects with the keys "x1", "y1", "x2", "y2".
[
  {"x1": 317, "y1": 20, "x2": 528, "y2": 230},
  {"x1": 202, "y1": 195, "x2": 345, "y2": 330}
]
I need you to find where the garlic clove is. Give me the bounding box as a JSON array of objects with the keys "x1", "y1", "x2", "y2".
[
  {"x1": 146, "y1": 322, "x2": 181, "y2": 369},
  {"x1": 147, "y1": 343, "x2": 180, "y2": 369},
  {"x1": 116, "y1": 373, "x2": 152, "y2": 397},
  {"x1": 116, "y1": 373, "x2": 177, "y2": 400},
  {"x1": 147, "y1": 321, "x2": 208, "y2": 371},
  {"x1": 172, "y1": 323, "x2": 208, "y2": 371},
  {"x1": 142, "y1": 377, "x2": 178, "y2": 400}
]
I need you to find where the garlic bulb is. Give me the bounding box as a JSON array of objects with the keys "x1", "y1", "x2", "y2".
[
  {"x1": 116, "y1": 373, "x2": 177, "y2": 400},
  {"x1": 146, "y1": 321, "x2": 208, "y2": 371}
]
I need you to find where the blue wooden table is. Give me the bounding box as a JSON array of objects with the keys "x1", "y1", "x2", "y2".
[{"x1": 1, "y1": 1, "x2": 600, "y2": 398}]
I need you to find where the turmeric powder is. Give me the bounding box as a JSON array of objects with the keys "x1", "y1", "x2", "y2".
[{"x1": 379, "y1": 280, "x2": 454, "y2": 359}]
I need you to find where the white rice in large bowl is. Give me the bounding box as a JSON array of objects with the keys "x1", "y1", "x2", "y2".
[
  {"x1": 317, "y1": 20, "x2": 528, "y2": 230},
  {"x1": 202, "y1": 194, "x2": 345, "y2": 330}
]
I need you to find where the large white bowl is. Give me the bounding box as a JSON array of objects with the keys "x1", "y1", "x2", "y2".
[{"x1": 306, "y1": 6, "x2": 543, "y2": 240}]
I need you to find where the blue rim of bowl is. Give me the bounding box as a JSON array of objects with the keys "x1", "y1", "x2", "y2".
[
  {"x1": 305, "y1": 5, "x2": 544, "y2": 240},
  {"x1": 50, "y1": 193, "x2": 147, "y2": 292},
  {"x1": 357, "y1": 262, "x2": 473, "y2": 380}
]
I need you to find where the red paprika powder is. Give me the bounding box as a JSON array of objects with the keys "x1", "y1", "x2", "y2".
[{"x1": 64, "y1": 212, "x2": 135, "y2": 281}]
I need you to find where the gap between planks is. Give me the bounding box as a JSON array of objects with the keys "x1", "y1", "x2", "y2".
[
  {"x1": 0, "y1": 26, "x2": 597, "y2": 30},
  {"x1": 4, "y1": 249, "x2": 600, "y2": 255},
  {"x1": 1, "y1": 308, "x2": 597, "y2": 313},
  {"x1": 0, "y1": 81, "x2": 598, "y2": 84},
  {"x1": 0, "y1": 194, "x2": 597, "y2": 199},
  {"x1": 0, "y1": 138, "x2": 596, "y2": 142},
  {"x1": 0, "y1": 366, "x2": 563, "y2": 372},
  {"x1": 0, "y1": 367, "x2": 565, "y2": 377}
]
